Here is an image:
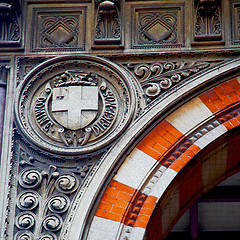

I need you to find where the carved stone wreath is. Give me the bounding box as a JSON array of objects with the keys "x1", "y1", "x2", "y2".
[{"x1": 15, "y1": 55, "x2": 137, "y2": 155}]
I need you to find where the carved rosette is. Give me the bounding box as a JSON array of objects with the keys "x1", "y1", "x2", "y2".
[{"x1": 15, "y1": 55, "x2": 138, "y2": 156}]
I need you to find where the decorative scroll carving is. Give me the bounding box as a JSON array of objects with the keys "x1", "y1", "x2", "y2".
[
  {"x1": 18, "y1": 169, "x2": 43, "y2": 189},
  {"x1": 95, "y1": 0, "x2": 121, "y2": 44},
  {"x1": 13, "y1": 146, "x2": 93, "y2": 240},
  {"x1": 127, "y1": 61, "x2": 210, "y2": 103},
  {"x1": 195, "y1": 0, "x2": 222, "y2": 41},
  {"x1": 14, "y1": 231, "x2": 34, "y2": 240},
  {"x1": 55, "y1": 174, "x2": 79, "y2": 194},
  {"x1": 38, "y1": 233, "x2": 57, "y2": 240},
  {"x1": 42, "y1": 214, "x2": 63, "y2": 232},
  {"x1": 17, "y1": 190, "x2": 40, "y2": 211},
  {"x1": 15, "y1": 212, "x2": 36, "y2": 230},
  {"x1": 0, "y1": 0, "x2": 21, "y2": 46},
  {"x1": 47, "y1": 194, "x2": 70, "y2": 213}
]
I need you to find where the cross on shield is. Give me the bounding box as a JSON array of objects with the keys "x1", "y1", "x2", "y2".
[{"x1": 52, "y1": 85, "x2": 98, "y2": 131}]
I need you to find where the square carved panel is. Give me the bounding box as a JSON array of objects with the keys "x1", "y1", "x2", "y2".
[
  {"x1": 231, "y1": 2, "x2": 240, "y2": 45},
  {"x1": 131, "y1": 4, "x2": 185, "y2": 49},
  {"x1": 31, "y1": 7, "x2": 86, "y2": 52}
]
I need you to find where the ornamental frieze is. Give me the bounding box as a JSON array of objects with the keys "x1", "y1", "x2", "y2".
[{"x1": 15, "y1": 55, "x2": 140, "y2": 156}]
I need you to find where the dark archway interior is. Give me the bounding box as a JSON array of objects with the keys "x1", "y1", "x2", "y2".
[
  {"x1": 145, "y1": 128, "x2": 240, "y2": 240},
  {"x1": 166, "y1": 172, "x2": 240, "y2": 240}
]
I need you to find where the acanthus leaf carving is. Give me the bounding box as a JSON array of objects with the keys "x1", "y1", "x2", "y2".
[
  {"x1": 195, "y1": 0, "x2": 222, "y2": 40},
  {"x1": 95, "y1": 0, "x2": 121, "y2": 44},
  {"x1": 0, "y1": 0, "x2": 21, "y2": 45}
]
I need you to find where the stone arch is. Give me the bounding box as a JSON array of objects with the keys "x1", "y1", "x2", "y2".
[
  {"x1": 145, "y1": 131, "x2": 240, "y2": 239},
  {"x1": 64, "y1": 59, "x2": 240, "y2": 240}
]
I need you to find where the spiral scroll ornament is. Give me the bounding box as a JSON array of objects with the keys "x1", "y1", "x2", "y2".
[
  {"x1": 47, "y1": 194, "x2": 70, "y2": 213},
  {"x1": 14, "y1": 231, "x2": 34, "y2": 240},
  {"x1": 17, "y1": 190, "x2": 40, "y2": 211},
  {"x1": 37, "y1": 233, "x2": 57, "y2": 240},
  {"x1": 15, "y1": 212, "x2": 36, "y2": 230},
  {"x1": 127, "y1": 61, "x2": 210, "y2": 102},
  {"x1": 55, "y1": 174, "x2": 79, "y2": 194},
  {"x1": 19, "y1": 169, "x2": 42, "y2": 189},
  {"x1": 42, "y1": 214, "x2": 63, "y2": 232}
]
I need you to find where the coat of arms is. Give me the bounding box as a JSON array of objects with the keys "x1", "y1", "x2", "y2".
[
  {"x1": 16, "y1": 56, "x2": 136, "y2": 155},
  {"x1": 51, "y1": 71, "x2": 99, "y2": 131}
]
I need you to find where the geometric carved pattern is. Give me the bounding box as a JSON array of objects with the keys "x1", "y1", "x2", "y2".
[
  {"x1": 131, "y1": 5, "x2": 185, "y2": 49},
  {"x1": 138, "y1": 13, "x2": 177, "y2": 44},
  {"x1": 40, "y1": 16, "x2": 79, "y2": 47},
  {"x1": 31, "y1": 7, "x2": 86, "y2": 52}
]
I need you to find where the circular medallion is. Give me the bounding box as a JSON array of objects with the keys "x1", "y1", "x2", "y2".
[{"x1": 15, "y1": 55, "x2": 137, "y2": 155}]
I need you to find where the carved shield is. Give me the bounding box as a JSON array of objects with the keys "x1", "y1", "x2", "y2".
[{"x1": 52, "y1": 85, "x2": 98, "y2": 130}]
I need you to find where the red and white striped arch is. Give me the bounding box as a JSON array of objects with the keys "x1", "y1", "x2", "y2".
[{"x1": 65, "y1": 59, "x2": 240, "y2": 240}]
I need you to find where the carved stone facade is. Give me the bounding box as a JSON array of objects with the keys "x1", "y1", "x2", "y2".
[
  {"x1": 0, "y1": 1, "x2": 240, "y2": 240},
  {"x1": 31, "y1": 7, "x2": 86, "y2": 52},
  {"x1": 0, "y1": 0, "x2": 21, "y2": 46},
  {"x1": 131, "y1": 4, "x2": 185, "y2": 49},
  {"x1": 194, "y1": 0, "x2": 222, "y2": 41}
]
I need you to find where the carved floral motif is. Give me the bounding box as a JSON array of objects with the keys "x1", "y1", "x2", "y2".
[
  {"x1": 95, "y1": 0, "x2": 121, "y2": 44},
  {"x1": 0, "y1": 1, "x2": 21, "y2": 45},
  {"x1": 195, "y1": 0, "x2": 221, "y2": 40}
]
